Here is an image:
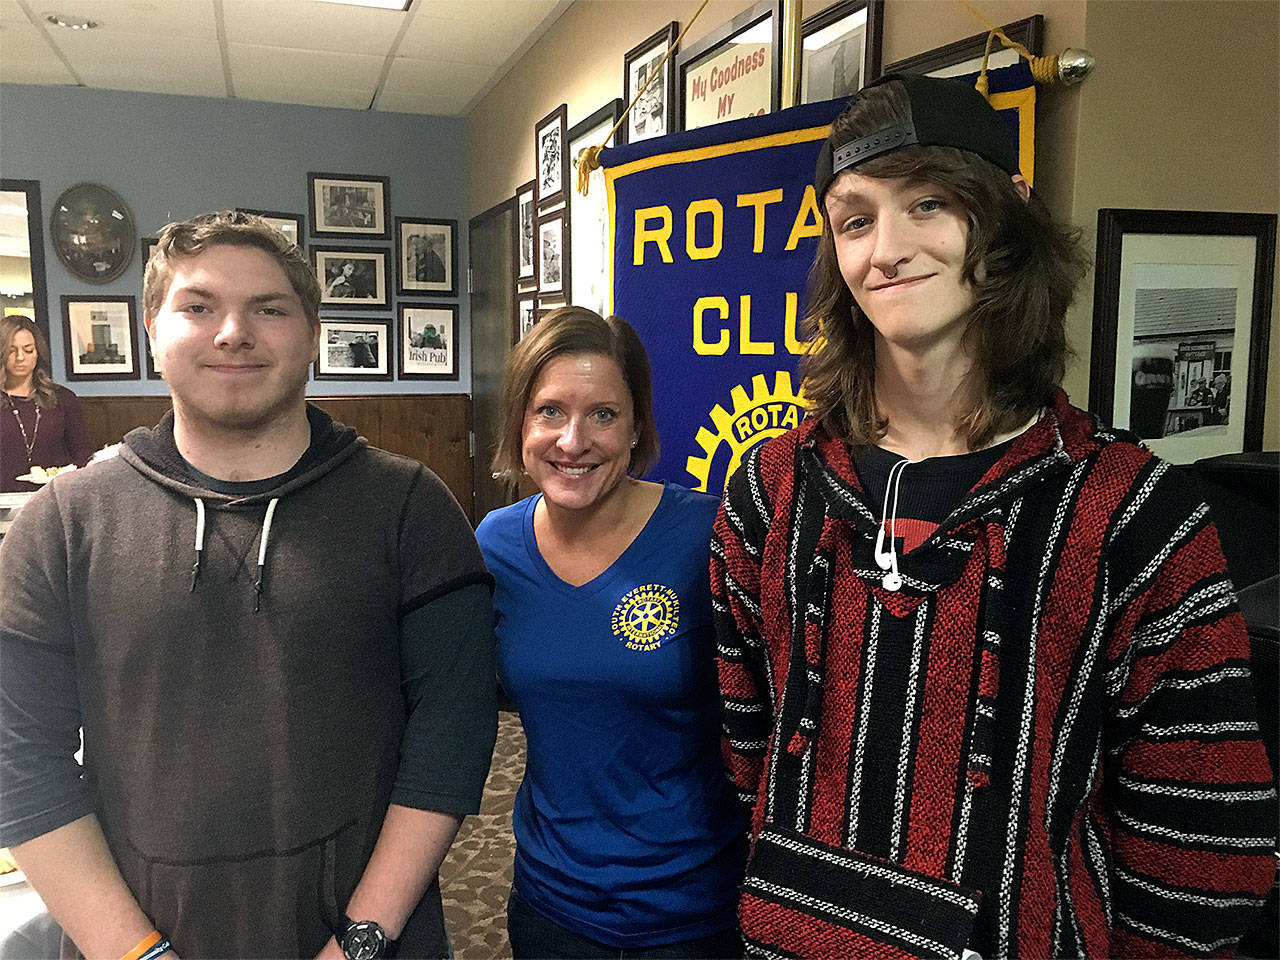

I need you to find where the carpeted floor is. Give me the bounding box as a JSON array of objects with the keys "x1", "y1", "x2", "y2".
[{"x1": 439, "y1": 710, "x2": 525, "y2": 958}]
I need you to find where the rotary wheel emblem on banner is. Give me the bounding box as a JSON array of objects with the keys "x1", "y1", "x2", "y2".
[
  {"x1": 686, "y1": 370, "x2": 805, "y2": 492},
  {"x1": 612, "y1": 584, "x2": 681, "y2": 652}
]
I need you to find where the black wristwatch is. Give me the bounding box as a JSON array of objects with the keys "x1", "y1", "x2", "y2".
[{"x1": 335, "y1": 915, "x2": 396, "y2": 960}]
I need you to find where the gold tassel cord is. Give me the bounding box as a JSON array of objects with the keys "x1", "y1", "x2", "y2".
[
  {"x1": 955, "y1": 0, "x2": 1086, "y2": 97},
  {"x1": 576, "y1": 0, "x2": 711, "y2": 197}
]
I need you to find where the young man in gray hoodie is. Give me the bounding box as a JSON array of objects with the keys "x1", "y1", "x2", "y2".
[{"x1": 0, "y1": 211, "x2": 496, "y2": 959}]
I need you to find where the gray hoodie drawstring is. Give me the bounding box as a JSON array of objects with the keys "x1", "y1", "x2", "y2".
[
  {"x1": 190, "y1": 498, "x2": 206, "y2": 592},
  {"x1": 253, "y1": 498, "x2": 279, "y2": 612},
  {"x1": 190, "y1": 495, "x2": 280, "y2": 612}
]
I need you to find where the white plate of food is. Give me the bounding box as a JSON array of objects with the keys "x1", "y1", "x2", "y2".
[{"x1": 15, "y1": 465, "x2": 75, "y2": 485}]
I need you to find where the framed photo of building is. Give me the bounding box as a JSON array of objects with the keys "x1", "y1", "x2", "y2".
[
  {"x1": 313, "y1": 246, "x2": 390, "y2": 311},
  {"x1": 1090, "y1": 208, "x2": 1275, "y2": 464},
  {"x1": 307, "y1": 172, "x2": 390, "y2": 240},
  {"x1": 399, "y1": 302, "x2": 459, "y2": 381},
  {"x1": 537, "y1": 209, "x2": 567, "y2": 302},
  {"x1": 534, "y1": 104, "x2": 568, "y2": 212},
  {"x1": 396, "y1": 217, "x2": 457, "y2": 297},
  {"x1": 568, "y1": 100, "x2": 622, "y2": 318},
  {"x1": 236, "y1": 208, "x2": 306, "y2": 248},
  {"x1": 515, "y1": 180, "x2": 536, "y2": 283},
  {"x1": 800, "y1": 0, "x2": 884, "y2": 104},
  {"x1": 315, "y1": 318, "x2": 392, "y2": 381},
  {"x1": 677, "y1": 0, "x2": 781, "y2": 131},
  {"x1": 60, "y1": 295, "x2": 139, "y2": 381},
  {"x1": 883, "y1": 15, "x2": 1043, "y2": 77},
  {"x1": 515, "y1": 292, "x2": 537, "y2": 342},
  {"x1": 624, "y1": 22, "x2": 678, "y2": 142},
  {"x1": 49, "y1": 182, "x2": 135, "y2": 284}
]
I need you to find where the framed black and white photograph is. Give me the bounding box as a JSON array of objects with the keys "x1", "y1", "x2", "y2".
[
  {"x1": 308, "y1": 172, "x2": 390, "y2": 240},
  {"x1": 515, "y1": 292, "x2": 537, "y2": 342},
  {"x1": 1090, "y1": 209, "x2": 1275, "y2": 464},
  {"x1": 677, "y1": 0, "x2": 781, "y2": 131},
  {"x1": 139, "y1": 237, "x2": 162, "y2": 378},
  {"x1": 399, "y1": 302, "x2": 459, "y2": 381},
  {"x1": 535, "y1": 103, "x2": 568, "y2": 211},
  {"x1": 801, "y1": 0, "x2": 883, "y2": 104},
  {"x1": 537, "y1": 210, "x2": 567, "y2": 301},
  {"x1": 236, "y1": 208, "x2": 305, "y2": 248},
  {"x1": 140, "y1": 236, "x2": 159, "y2": 267},
  {"x1": 568, "y1": 101, "x2": 622, "y2": 318},
  {"x1": 515, "y1": 179, "x2": 536, "y2": 283},
  {"x1": 315, "y1": 318, "x2": 392, "y2": 381},
  {"x1": 396, "y1": 217, "x2": 457, "y2": 297},
  {"x1": 883, "y1": 15, "x2": 1043, "y2": 77},
  {"x1": 60, "y1": 295, "x2": 139, "y2": 381},
  {"x1": 49, "y1": 182, "x2": 135, "y2": 284},
  {"x1": 624, "y1": 22, "x2": 678, "y2": 142},
  {"x1": 313, "y1": 245, "x2": 390, "y2": 310}
]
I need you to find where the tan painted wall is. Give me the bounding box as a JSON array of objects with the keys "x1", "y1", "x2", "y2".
[{"x1": 465, "y1": 0, "x2": 1279, "y2": 448}]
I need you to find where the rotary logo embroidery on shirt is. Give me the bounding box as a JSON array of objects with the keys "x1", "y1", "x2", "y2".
[{"x1": 611, "y1": 583, "x2": 680, "y2": 652}]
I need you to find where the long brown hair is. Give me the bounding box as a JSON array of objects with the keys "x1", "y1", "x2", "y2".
[
  {"x1": 802, "y1": 79, "x2": 1087, "y2": 449},
  {"x1": 491, "y1": 306, "x2": 659, "y2": 481},
  {"x1": 1, "y1": 315, "x2": 60, "y2": 408}
]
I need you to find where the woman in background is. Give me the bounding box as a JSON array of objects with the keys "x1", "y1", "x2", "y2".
[
  {"x1": 1, "y1": 315, "x2": 95, "y2": 491},
  {"x1": 476, "y1": 307, "x2": 745, "y2": 959}
]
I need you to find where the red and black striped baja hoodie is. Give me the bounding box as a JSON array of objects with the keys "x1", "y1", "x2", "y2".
[{"x1": 712, "y1": 391, "x2": 1276, "y2": 959}]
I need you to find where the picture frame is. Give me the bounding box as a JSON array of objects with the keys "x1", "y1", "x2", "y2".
[
  {"x1": 60, "y1": 295, "x2": 140, "y2": 381},
  {"x1": 138, "y1": 236, "x2": 162, "y2": 379},
  {"x1": 624, "y1": 22, "x2": 678, "y2": 143},
  {"x1": 800, "y1": 0, "x2": 884, "y2": 105},
  {"x1": 395, "y1": 217, "x2": 457, "y2": 297},
  {"x1": 515, "y1": 291, "x2": 537, "y2": 342},
  {"x1": 307, "y1": 172, "x2": 390, "y2": 240},
  {"x1": 1090, "y1": 208, "x2": 1275, "y2": 464},
  {"x1": 313, "y1": 245, "x2": 390, "y2": 311},
  {"x1": 399, "y1": 302, "x2": 459, "y2": 381},
  {"x1": 315, "y1": 318, "x2": 393, "y2": 381},
  {"x1": 534, "y1": 104, "x2": 568, "y2": 212},
  {"x1": 236, "y1": 208, "x2": 305, "y2": 248},
  {"x1": 676, "y1": 0, "x2": 781, "y2": 132},
  {"x1": 568, "y1": 100, "x2": 623, "y2": 318},
  {"x1": 1, "y1": 178, "x2": 51, "y2": 347},
  {"x1": 515, "y1": 180, "x2": 536, "y2": 283},
  {"x1": 883, "y1": 15, "x2": 1043, "y2": 77},
  {"x1": 49, "y1": 182, "x2": 136, "y2": 284},
  {"x1": 140, "y1": 236, "x2": 160, "y2": 266},
  {"x1": 537, "y1": 209, "x2": 567, "y2": 302}
]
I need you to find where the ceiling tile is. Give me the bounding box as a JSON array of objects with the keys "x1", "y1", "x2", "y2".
[
  {"x1": 398, "y1": 0, "x2": 558, "y2": 62},
  {"x1": 0, "y1": 1, "x2": 30, "y2": 24},
  {"x1": 0, "y1": 23, "x2": 78, "y2": 85},
  {"x1": 227, "y1": 42, "x2": 385, "y2": 93},
  {"x1": 49, "y1": 31, "x2": 226, "y2": 96},
  {"x1": 375, "y1": 87, "x2": 467, "y2": 116},
  {"x1": 382, "y1": 55, "x2": 491, "y2": 97},
  {"x1": 35, "y1": 0, "x2": 217, "y2": 38},
  {"x1": 233, "y1": 80, "x2": 373, "y2": 111},
  {"x1": 222, "y1": 0, "x2": 405, "y2": 55}
]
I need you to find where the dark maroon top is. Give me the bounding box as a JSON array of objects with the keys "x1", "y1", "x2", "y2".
[{"x1": 2, "y1": 385, "x2": 96, "y2": 492}]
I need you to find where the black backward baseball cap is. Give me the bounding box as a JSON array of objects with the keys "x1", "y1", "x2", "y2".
[{"x1": 815, "y1": 73, "x2": 1020, "y2": 201}]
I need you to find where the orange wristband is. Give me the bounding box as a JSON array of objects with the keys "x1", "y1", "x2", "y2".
[{"x1": 120, "y1": 930, "x2": 162, "y2": 960}]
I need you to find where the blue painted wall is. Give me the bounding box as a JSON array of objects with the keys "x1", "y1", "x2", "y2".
[{"x1": 0, "y1": 83, "x2": 468, "y2": 396}]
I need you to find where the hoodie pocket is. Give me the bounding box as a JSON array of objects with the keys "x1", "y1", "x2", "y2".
[{"x1": 740, "y1": 825, "x2": 981, "y2": 960}]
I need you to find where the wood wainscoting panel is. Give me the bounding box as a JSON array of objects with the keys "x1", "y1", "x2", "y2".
[{"x1": 79, "y1": 394, "x2": 475, "y2": 522}]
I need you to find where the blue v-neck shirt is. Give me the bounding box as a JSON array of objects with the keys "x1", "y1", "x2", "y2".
[{"x1": 476, "y1": 482, "x2": 746, "y2": 947}]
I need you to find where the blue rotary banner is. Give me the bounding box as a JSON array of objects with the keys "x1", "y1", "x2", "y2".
[{"x1": 598, "y1": 65, "x2": 1035, "y2": 492}]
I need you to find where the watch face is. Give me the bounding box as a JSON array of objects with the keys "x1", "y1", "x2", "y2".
[{"x1": 343, "y1": 922, "x2": 386, "y2": 960}]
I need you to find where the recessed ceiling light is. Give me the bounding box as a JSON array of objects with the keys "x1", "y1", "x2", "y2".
[
  {"x1": 311, "y1": 0, "x2": 412, "y2": 10},
  {"x1": 43, "y1": 12, "x2": 99, "y2": 29}
]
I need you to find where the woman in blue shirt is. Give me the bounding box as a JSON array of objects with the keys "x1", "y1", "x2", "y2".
[{"x1": 476, "y1": 307, "x2": 745, "y2": 958}]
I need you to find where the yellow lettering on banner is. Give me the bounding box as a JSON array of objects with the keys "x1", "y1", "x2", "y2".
[
  {"x1": 784, "y1": 292, "x2": 807, "y2": 355},
  {"x1": 686, "y1": 199, "x2": 723, "y2": 261},
  {"x1": 634, "y1": 206, "x2": 674, "y2": 265},
  {"x1": 736, "y1": 189, "x2": 784, "y2": 253},
  {"x1": 785, "y1": 185, "x2": 823, "y2": 251},
  {"x1": 738, "y1": 295, "x2": 774, "y2": 355},
  {"x1": 693, "y1": 297, "x2": 730, "y2": 355}
]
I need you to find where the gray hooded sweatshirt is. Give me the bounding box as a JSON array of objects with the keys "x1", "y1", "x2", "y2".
[{"x1": 0, "y1": 406, "x2": 496, "y2": 957}]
